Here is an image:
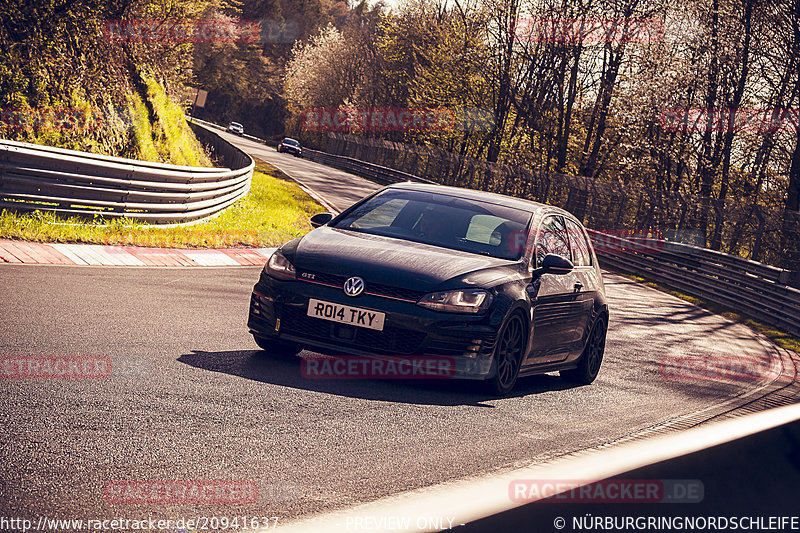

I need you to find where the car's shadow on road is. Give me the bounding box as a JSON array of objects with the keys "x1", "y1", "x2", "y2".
[{"x1": 177, "y1": 349, "x2": 581, "y2": 407}]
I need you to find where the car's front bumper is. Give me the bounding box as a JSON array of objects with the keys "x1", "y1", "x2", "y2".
[{"x1": 247, "y1": 275, "x2": 499, "y2": 379}]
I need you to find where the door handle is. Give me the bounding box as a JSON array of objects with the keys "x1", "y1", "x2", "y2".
[{"x1": 573, "y1": 281, "x2": 584, "y2": 293}]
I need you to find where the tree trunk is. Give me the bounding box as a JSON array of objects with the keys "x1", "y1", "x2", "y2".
[{"x1": 696, "y1": 0, "x2": 720, "y2": 246}]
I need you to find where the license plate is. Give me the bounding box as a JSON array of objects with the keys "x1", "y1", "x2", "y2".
[{"x1": 307, "y1": 299, "x2": 385, "y2": 331}]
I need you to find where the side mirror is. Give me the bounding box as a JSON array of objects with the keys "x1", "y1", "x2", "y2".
[
  {"x1": 310, "y1": 212, "x2": 334, "y2": 228},
  {"x1": 533, "y1": 253, "x2": 574, "y2": 278}
]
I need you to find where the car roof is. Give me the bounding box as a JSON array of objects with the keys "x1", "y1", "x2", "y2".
[
  {"x1": 230, "y1": 122, "x2": 242, "y2": 126},
  {"x1": 384, "y1": 181, "x2": 572, "y2": 218}
]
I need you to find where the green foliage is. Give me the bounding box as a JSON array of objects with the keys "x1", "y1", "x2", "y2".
[
  {"x1": 0, "y1": 0, "x2": 214, "y2": 164},
  {"x1": 191, "y1": 0, "x2": 351, "y2": 138},
  {"x1": 126, "y1": 90, "x2": 161, "y2": 162},
  {"x1": 139, "y1": 77, "x2": 212, "y2": 166}
]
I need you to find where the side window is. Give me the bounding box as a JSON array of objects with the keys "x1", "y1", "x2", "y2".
[
  {"x1": 566, "y1": 219, "x2": 592, "y2": 267},
  {"x1": 536, "y1": 215, "x2": 571, "y2": 268}
]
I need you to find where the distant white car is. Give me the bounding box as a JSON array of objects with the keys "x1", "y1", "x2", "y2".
[{"x1": 227, "y1": 122, "x2": 244, "y2": 136}]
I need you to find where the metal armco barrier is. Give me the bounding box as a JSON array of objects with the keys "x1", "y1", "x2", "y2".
[
  {"x1": 589, "y1": 229, "x2": 800, "y2": 336},
  {"x1": 304, "y1": 149, "x2": 434, "y2": 186},
  {"x1": 301, "y1": 149, "x2": 800, "y2": 337},
  {"x1": 0, "y1": 123, "x2": 254, "y2": 223}
]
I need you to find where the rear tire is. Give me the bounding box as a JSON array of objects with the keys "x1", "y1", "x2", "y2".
[
  {"x1": 253, "y1": 335, "x2": 302, "y2": 356},
  {"x1": 486, "y1": 313, "x2": 526, "y2": 396},
  {"x1": 561, "y1": 317, "x2": 606, "y2": 385}
]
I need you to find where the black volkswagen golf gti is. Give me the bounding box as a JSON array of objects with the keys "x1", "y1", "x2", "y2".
[{"x1": 248, "y1": 182, "x2": 608, "y2": 395}]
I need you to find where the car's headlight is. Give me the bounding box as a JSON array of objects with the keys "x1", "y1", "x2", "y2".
[
  {"x1": 264, "y1": 251, "x2": 296, "y2": 281},
  {"x1": 417, "y1": 289, "x2": 491, "y2": 313}
]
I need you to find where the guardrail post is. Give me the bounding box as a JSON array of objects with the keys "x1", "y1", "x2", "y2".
[
  {"x1": 586, "y1": 179, "x2": 600, "y2": 227},
  {"x1": 751, "y1": 204, "x2": 765, "y2": 262},
  {"x1": 675, "y1": 193, "x2": 688, "y2": 235},
  {"x1": 710, "y1": 198, "x2": 725, "y2": 251},
  {"x1": 642, "y1": 190, "x2": 656, "y2": 231},
  {"x1": 421, "y1": 147, "x2": 433, "y2": 181},
  {"x1": 540, "y1": 170, "x2": 551, "y2": 204},
  {"x1": 611, "y1": 193, "x2": 626, "y2": 228}
]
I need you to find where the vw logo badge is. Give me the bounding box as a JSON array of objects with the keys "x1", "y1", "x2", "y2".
[{"x1": 343, "y1": 276, "x2": 365, "y2": 297}]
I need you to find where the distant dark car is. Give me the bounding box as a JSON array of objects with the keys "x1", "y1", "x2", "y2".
[
  {"x1": 277, "y1": 137, "x2": 302, "y2": 157},
  {"x1": 227, "y1": 122, "x2": 244, "y2": 136},
  {"x1": 248, "y1": 182, "x2": 608, "y2": 395}
]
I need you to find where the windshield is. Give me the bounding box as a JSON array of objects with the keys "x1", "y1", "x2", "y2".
[
  {"x1": 230, "y1": 122, "x2": 242, "y2": 128},
  {"x1": 283, "y1": 138, "x2": 299, "y2": 146},
  {"x1": 332, "y1": 189, "x2": 532, "y2": 260}
]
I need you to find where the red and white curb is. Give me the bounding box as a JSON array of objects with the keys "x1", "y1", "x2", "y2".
[{"x1": 0, "y1": 239, "x2": 276, "y2": 267}]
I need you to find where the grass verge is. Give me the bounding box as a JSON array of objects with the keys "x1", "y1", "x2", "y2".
[
  {"x1": 615, "y1": 271, "x2": 800, "y2": 353},
  {"x1": 0, "y1": 159, "x2": 325, "y2": 248}
]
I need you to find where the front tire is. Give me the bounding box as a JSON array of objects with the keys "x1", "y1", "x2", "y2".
[
  {"x1": 253, "y1": 335, "x2": 302, "y2": 356},
  {"x1": 487, "y1": 312, "x2": 526, "y2": 396},
  {"x1": 561, "y1": 317, "x2": 607, "y2": 385}
]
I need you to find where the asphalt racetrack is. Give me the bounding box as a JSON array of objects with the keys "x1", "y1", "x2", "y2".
[{"x1": 0, "y1": 131, "x2": 788, "y2": 523}]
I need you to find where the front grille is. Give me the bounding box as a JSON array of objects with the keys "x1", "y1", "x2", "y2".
[
  {"x1": 280, "y1": 305, "x2": 425, "y2": 355},
  {"x1": 298, "y1": 270, "x2": 426, "y2": 302}
]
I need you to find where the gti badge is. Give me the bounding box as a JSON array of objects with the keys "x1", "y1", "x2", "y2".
[{"x1": 343, "y1": 276, "x2": 365, "y2": 297}]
